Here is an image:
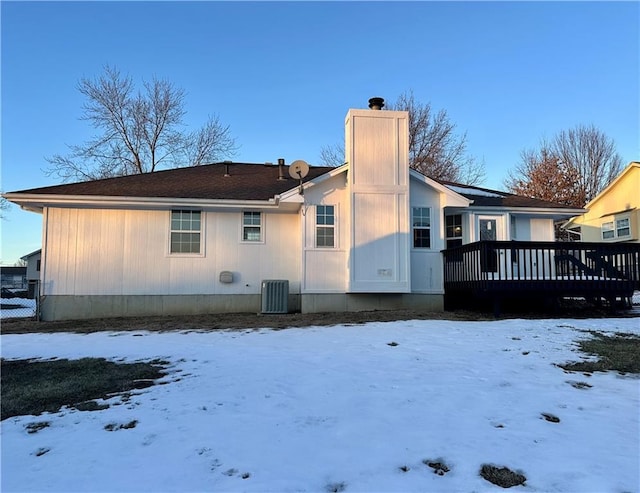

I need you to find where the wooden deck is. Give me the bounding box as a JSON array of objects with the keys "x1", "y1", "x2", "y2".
[{"x1": 442, "y1": 241, "x2": 640, "y2": 312}]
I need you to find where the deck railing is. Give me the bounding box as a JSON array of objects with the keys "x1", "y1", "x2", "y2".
[{"x1": 442, "y1": 241, "x2": 640, "y2": 298}]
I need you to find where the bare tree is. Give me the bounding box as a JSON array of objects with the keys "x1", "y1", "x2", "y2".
[
  {"x1": 46, "y1": 66, "x2": 237, "y2": 182},
  {"x1": 319, "y1": 143, "x2": 347, "y2": 168},
  {"x1": 389, "y1": 91, "x2": 485, "y2": 185},
  {"x1": 552, "y1": 124, "x2": 623, "y2": 205},
  {"x1": 505, "y1": 124, "x2": 623, "y2": 207},
  {"x1": 505, "y1": 147, "x2": 582, "y2": 206},
  {"x1": 319, "y1": 91, "x2": 485, "y2": 185}
]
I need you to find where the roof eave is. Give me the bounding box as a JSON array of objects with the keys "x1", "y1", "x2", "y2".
[
  {"x1": 475, "y1": 205, "x2": 587, "y2": 216},
  {"x1": 583, "y1": 161, "x2": 640, "y2": 209},
  {"x1": 279, "y1": 164, "x2": 347, "y2": 202},
  {"x1": 2, "y1": 193, "x2": 284, "y2": 212},
  {"x1": 409, "y1": 170, "x2": 473, "y2": 206},
  {"x1": 20, "y1": 249, "x2": 42, "y2": 260}
]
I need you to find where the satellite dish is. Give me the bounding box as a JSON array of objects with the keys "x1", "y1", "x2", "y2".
[{"x1": 289, "y1": 160, "x2": 309, "y2": 179}]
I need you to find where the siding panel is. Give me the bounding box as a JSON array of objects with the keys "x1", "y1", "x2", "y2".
[{"x1": 44, "y1": 207, "x2": 302, "y2": 297}]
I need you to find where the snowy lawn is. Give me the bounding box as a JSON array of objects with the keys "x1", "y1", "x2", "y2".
[
  {"x1": 2, "y1": 317, "x2": 639, "y2": 492},
  {"x1": 1, "y1": 297, "x2": 36, "y2": 319}
]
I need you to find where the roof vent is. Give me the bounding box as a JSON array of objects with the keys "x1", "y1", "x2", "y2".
[
  {"x1": 277, "y1": 158, "x2": 286, "y2": 180},
  {"x1": 368, "y1": 97, "x2": 384, "y2": 110}
]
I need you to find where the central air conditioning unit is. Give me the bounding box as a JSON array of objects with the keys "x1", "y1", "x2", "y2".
[{"x1": 261, "y1": 280, "x2": 289, "y2": 314}]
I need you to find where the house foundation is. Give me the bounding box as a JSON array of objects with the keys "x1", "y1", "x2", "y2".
[
  {"x1": 39, "y1": 293, "x2": 443, "y2": 321},
  {"x1": 40, "y1": 294, "x2": 271, "y2": 321},
  {"x1": 300, "y1": 293, "x2": 443, "y2": 313}
]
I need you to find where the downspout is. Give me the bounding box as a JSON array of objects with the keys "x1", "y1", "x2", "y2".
[{"x1": 39, "y1": 207, "x2": 49, "y2": 321}]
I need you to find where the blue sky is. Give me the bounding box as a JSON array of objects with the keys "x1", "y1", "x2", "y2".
[{"x1": 1, "y1": 1, "x2": 638, "y2": 265}]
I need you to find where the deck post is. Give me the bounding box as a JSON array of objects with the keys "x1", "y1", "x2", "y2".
[{"x1": 493, "y1": 297, "x2": 502, "y2": 318}]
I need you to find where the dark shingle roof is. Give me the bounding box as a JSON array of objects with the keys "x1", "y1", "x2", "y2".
[
  {"x1": 11, "y1": 163, "x2": 582, "y2": 212},
  {"x1": 13, "y1": 162, "x2": 332, "y2": 201},
  {"x1": 436, "y1": 179, "x2": 580, "y2": 210}
]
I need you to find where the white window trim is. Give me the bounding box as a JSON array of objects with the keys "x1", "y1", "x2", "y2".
[
  {"x1": 240, "y1": 211, "x2": 265, "y2": 244},
  {"x1": 615, "y1": 216, "x2": 631, "y2": 238},
  {"x1": 601, "y1": 214, "x2": 630, "y2": 241},
  {"x1": 167, "y1": 210, "x2": 205, "y2": 257},
  {"x1": 412, "y1": 206, "x2": 432, "y2": 250},
  {"x1": 475, "y1": 214, "x2": 504, "y2": 242},
  {"x1": 314, "y1": 204, "x2": 337, "y2": 249},
  {"x1": 446, "y1": 213, "x2": 463, "y2": 247}
]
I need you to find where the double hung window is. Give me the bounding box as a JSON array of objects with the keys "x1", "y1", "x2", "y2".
[
  {"x1": 602, "y1": 216, "x2": 630, "y2": 240},
  {"x1": 601, "y1": 221, "x2": 614, "y2": 239},
  {"x1": 316, "y1": 205, "x2": 335, "y2": 248},
  {"x1": 412, "y1": 207, "x2": 431, "y2": 248},
  {"x1": 170, "y1": 210, "x2": 201, "y2": 254},
  {"x1": 616, "y1": 217, "x2": 630, "y2": 238},
  {"x1": 445, "y1": 214, "x2": 463, "y2": 248},
  {"x1": 243, "y1": 212, "x2": 262, "y2": 242}
]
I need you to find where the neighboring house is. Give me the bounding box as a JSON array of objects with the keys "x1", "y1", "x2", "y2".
[
  {"x1": 0, "y1": 266, "x2": 27, "y2": 291},
  {"x1": 565, "y1": 162, "x2": 640, "y2": 243},
  {"x1": 21, "y1": 249, "x2": 42, "y2": 298},
  {"x1": 4, "y1": 100, "x2": 588, "y2": 320}
]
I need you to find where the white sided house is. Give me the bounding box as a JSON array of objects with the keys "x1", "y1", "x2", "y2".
[{"x1": 5, "y1": 99, "x2": 585, "y2": 321}]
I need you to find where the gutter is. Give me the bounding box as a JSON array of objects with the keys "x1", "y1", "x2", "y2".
[
  {"x1": 40, "y1": 207, "x2": 49, "y2": 312},
  {"x1": 473, "y1": 206, "x2": 587, "y2": 216},
  {"x1": 2, "y1": 193, "x2": 285, "y2": 212}
]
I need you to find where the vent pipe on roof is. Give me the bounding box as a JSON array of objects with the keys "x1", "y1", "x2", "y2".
[
  {"x1": 368, "y1": 97, "x2": 384, "y2": 110},
  {"x1": 223, "y1": 161, "x2": 231, "y2": 177},
  {"x1": 277, "y1": 158, "x2": 286, "y2": 180}
]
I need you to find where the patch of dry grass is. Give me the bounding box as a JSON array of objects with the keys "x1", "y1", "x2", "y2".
[
  {"x1": 560, "y1": 331, "x2": 640, "y2": 374},
  {"x1": 480, "y1": 464, "x2": 526, "y2": 488},
  {"x1": 1, "y1": 357, "x2": 168, "y2": 420}
]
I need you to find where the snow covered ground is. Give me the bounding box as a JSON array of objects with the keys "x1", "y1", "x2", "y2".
[
  {"x1": 1, "y1": 317, "x2": 639, "y2": 492},
  {"x1": 0, "y1": 297, "x2": 36, "y2": 319}
]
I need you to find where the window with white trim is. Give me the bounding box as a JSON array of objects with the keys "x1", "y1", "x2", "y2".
[
  {"x1": 170, "y1": 210, "x2": 202, "y2": 254},
  {"x1": 601, "y1": 221, "x2": 614, "y2": 239},
  {"x1": 601, "y1": 216, "x2": 630, "y2": 240},
  {"x1": 412, "y1": 207, "x2": 431, "y2": 248},
  {"x1": 242, "y1": 212, "x2": 262, "y2": 242},
  {"x1": 315, "y1": 205, "x2": 335, "y2": 248},
  {"x1": 616, "y1": 217, "x2": 630, "y2": 238},
  {"x1": 445, "y1": 214, "x2": 463, "y2": 248}
]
